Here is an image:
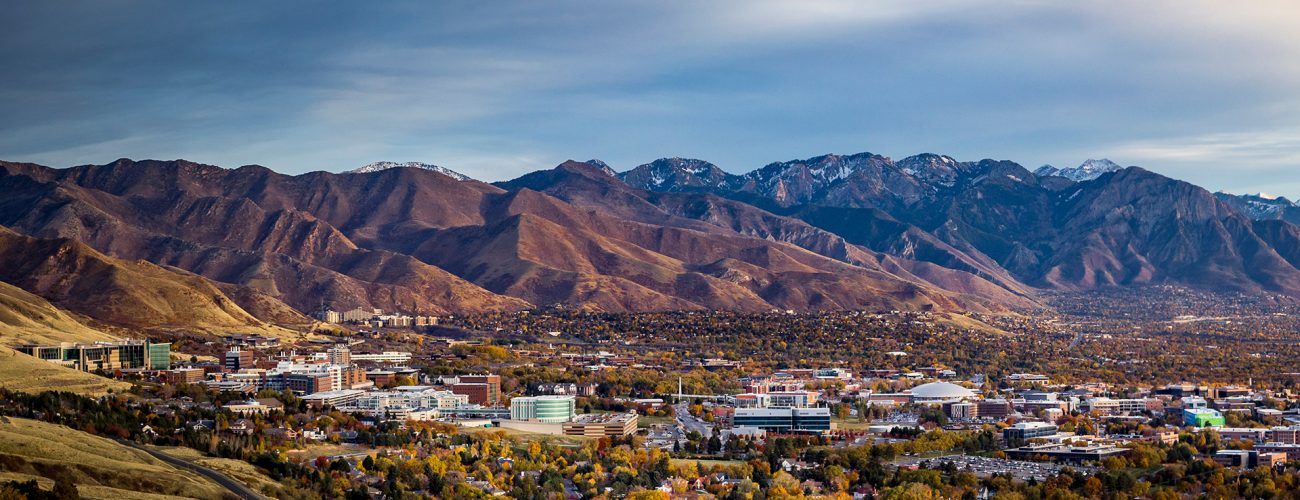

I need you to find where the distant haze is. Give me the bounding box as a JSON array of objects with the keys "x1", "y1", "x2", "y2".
[{"x1": 2, "y1": 1, "x2": 1299, "y2": 196}]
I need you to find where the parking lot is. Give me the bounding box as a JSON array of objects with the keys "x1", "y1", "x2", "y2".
[{"x1": 897, "y1": 454, "x2": 1095, "y2": 482}]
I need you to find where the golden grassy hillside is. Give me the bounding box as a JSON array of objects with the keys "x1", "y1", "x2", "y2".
[
  {"x1": 151, "y1": 446, "x2": 281, "y2": 496},
  {"x1": 0, "y1": 346, "x2": 130, "y2": 397},
  {"x1": 0, "y1": 227, "x2": 308, "y2": 340},
  {"x1": 0, "y1": 417, "x2": 228, "y2": 500},
  {"x1": 0, "y1": 281, "x2": 118, "y2": 347}
]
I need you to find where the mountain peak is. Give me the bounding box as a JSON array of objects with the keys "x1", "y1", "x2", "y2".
[
  {"x1": 348, "y1": 161, "x2": 471, "y2": 181},
  {"x1": 1033, "y1": 158, "x2": 1122, "y2": 182},
  {"x1": 897, "y1": 153, "x2": 962, "y2": 187},
  {"x1": 584, "y1": 159, "x2": 618, "y2": 177},
  {"x1": 618, "y1": 157, "x2": 736, "y2": 191}
]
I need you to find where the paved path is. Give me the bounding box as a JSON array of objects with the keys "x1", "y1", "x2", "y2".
[{"x1": 119, "y1": 440, "x2": 267, "y2": 500}]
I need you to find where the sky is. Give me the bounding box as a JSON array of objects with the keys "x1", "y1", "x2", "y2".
[{"x1": 3, "y1": 1, "x2": 1300, "y2": 196}]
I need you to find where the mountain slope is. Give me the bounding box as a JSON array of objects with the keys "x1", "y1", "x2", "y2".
[
  {"x1": 504, "y1": 160, "x2": 1036, "y2": 303},
  {"x1": 0, "y1": 226, "x2": 303, "y2": 336},
  {"x1": 0, "y1": 160, "x2": 531, "y2": 315},
  {"x1": 626, "y1": 152, "x2": 1300, "y2": 299},
  {"x1": 0, "y1": 417, "x2": 229, "y2": 499},
  {"x1": 0, "y1": 159, "x2": 1027, "y2": 314},
  {"x1": 1214, "y1": 192, "x2": 1300, "y2": 225},
  {"x1": 7, "y1": 152, "x2": 1298, "y2": 314},
  {"x1": 0, "y1": 346, "x2": 131, "y2": 396},
  {"x1": 0, "y1": 281, "x2": 118, "y2": 346}
]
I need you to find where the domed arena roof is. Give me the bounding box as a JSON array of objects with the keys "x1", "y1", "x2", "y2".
[{"x1": 910, "y1": 382, "x2": 976, "y2": 401}]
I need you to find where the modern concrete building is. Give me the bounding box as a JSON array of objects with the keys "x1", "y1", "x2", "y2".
[
  {"x1": 1003, "y1": 422, "x2": 1059, "y2": 442},
  {"x1": 510, "y1": 395, "x2": 576, "y2": 423},
  {"x1": 301, "y1": 389, "x2": 366, "y2": 408},
  {"x1": 1004, "y1": 444, "x2": 1129, "y2": 463},
  {"x1": 349, "y1": 351, "x2": 413, "y2": 364},
  {"x1": 563, "y1": 412, "x2": 639, "y2": 437}
]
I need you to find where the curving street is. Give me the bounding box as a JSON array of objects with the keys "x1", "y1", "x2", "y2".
[{"x1": 119, "y1": 440, "x2": 267, "y2": 500}]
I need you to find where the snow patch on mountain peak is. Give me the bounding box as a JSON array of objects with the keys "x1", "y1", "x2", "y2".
[
  {"x1": 585, "y1": 159, "x2": 618, "y2": 177},
  {"x1": 349, "y1": 161, "x2": 471, "y2": 181},
  {"x1": 1033, "y1": 159, "x2": 1122, "y2": 182}
]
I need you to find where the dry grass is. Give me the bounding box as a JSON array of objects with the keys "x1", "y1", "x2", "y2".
[
  {"x1": 282, "y1": 443, "x2": 373, "y2": 465},
  {"x1": 150, "y1": 446, "x2": 281, "y2": 495},
  {"x1": 0, "y1": 471, "x2": 198, "y2": 500},
  {"x1": 0, "y1": 418, "x2": 228, "y2": 499},
  {"x1": 463, "y1": 426, "x2": 593, "y2": 447},
  {"x1": 0, "y1": 346, "x2": 131, "y2": 397},
  {"x1": 0, "y1": 281, "x2": 118, "y2": 347}
]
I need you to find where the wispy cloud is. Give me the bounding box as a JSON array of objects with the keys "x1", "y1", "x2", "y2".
[{"x1": 2, "y1": 1, "x2": 1300, "y2": 193}]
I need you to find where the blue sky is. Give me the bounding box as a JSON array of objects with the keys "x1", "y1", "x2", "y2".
[{"x1": 3, "y1": 1, "x2": 1300, "y2": 196}]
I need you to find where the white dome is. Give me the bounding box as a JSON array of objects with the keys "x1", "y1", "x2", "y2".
[{"x1": 910, "y1": 382, "x2": 975, "y2": 401}]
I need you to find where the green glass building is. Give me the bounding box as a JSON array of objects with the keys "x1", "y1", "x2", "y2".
[
  {"x1": 510, "y1": 395, "x2": 576, "y2": 423},
  {"x1": 147, "y1": 341, "x2": 171, "y2": 370},
  {"x1": 1183, "y1": 408, "x2": 1225, "y2": 427}
]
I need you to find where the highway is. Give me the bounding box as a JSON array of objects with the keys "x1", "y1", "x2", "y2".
[{"x1": 119, "y1": 440, "x2": 267, "y2": 500}]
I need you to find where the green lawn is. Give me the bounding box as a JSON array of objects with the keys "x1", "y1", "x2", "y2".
[
  {"x1": 671, "y1": 458, "x2": 746, "y2": 469},
  {"x1": 639, "y1": 414, "x2": 675, "y2": 428},
  {"x1": 832, "y1": 417, "x2": 875, "y2": 431}
]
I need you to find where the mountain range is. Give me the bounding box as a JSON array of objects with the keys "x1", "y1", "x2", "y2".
[{"x1": 1, "y1": 153, "x2": 1298, "y2": 338}]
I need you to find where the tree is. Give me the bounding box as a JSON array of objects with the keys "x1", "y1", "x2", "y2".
[
  {"x1": 53, "y1": 475, "x2": 79, "y2": 500},
  {"x1": 707, "y1": 435, "x2": 723, "y2": 454}
]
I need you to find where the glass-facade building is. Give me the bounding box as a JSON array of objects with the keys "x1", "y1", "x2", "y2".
[
  {"x1": 732, "y1": 407, "x2": 831, "y2": 432},
  {"x1": 147, "y1": 342, "x2": 171, "y2": 370},
  {"x1": 15, "y1": 340, "x2": 171, "y2": 371},
  {"x1": 510, "y1": 395, "x2": 576, "y2": 423}
]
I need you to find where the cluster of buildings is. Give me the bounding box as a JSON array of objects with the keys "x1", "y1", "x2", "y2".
[
  {"x1": 314, "y1": 307, "x2": 438, "y2": 329},
  {"x1": 209, "y1": 345, "x2": 371, "y2": 394},
  {"x1": 16, "y1": 340, "x2": 171, "y2": 372},
  {"x1": 504, "y1": 395, "x2": 639, "y2": 438}
]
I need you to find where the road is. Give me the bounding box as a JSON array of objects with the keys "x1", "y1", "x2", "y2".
[
  {"x1": 119, "y1": 440, "x2": 267, "y2": 500},
  {"x1": 1066, "y1": 330, "x2": 1084, "y2": 351},
  {"x1": 674, "y1": 402, "x2": 714, "y2": 439}
]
